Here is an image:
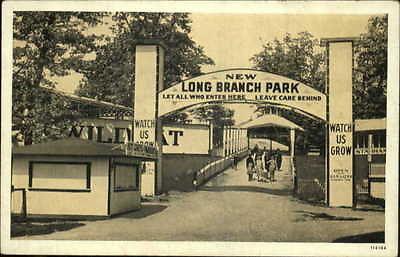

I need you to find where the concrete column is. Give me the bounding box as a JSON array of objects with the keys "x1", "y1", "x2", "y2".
[
  {"x1": 222, "y1": 126, "x2": 226, "y2": 157},
  {"x1": 209, "y1": 121, "x2": 213, "y2": 153},
  {"x1": 322, "y1": 38, "x2": 356, "y2": 207},
  {"x1": 134, "y1": 42, "x2": 165, "y2": 195},
  {"x1": 290, "y1": 128, "x2": 295, "y2": 159}
]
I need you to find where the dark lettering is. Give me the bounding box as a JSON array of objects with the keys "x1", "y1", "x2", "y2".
[
  {"x1": 169, "y1": 130, "x2": 184, "y2": 146},
  {"x1": 69, "y1": 126, "x2": 85, "y2": 138}
]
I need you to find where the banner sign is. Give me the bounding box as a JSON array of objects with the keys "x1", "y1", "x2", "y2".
[
  {"x1": 328, "y1": 41, "x2": 354, "y2": 207},
  {"x1": 68, "y1": 118, "x2": 132, "y2": 144},
  {"x1": 68, "y1": 119, "x2": 210, "y2": 155},
  {"x1": 355, "y1": 147, "x2": 386, "y2": 155},
  {"x1": 162, "y1": 124, "x2": 210, "y2": 154},
  {"x1": 158, "y1": 69, "x2": 326, "y2": 120},
  {"x1": 114, "y1": 142, "x2": 157, "y2": 159}
]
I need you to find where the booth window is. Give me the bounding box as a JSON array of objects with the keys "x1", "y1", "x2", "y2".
[
  {"x1": 114, "y1": 163, "x2": 139, "y2": 192},
  {"x1": 29, "y1": 161, "x2": 91, "y2": 192}
]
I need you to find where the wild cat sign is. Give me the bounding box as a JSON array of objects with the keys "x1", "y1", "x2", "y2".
[{"x1": 158, "y1": 69, "x2": 327, "y2": 121}]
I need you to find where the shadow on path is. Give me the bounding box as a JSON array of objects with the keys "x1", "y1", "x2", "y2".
[
  {"x1": 332, "y1": 231, "x2": 384, "y2": 243},
  {"x1": 200, "y1": 185, "x2": 292, "y2": 196},
  {"x1": 295, "y1": 210, "x2": 363, "y2": 222},
  {"x1": 12, "y1": 221, "x2": 85, "y2": 237},
  {"x1": 117, "y1": 204, "x2": 167, "y2": 219}
]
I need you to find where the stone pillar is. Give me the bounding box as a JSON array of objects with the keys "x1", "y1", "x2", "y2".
[
  {"x1": 322, "y1": 38, "x2": 356, "y2": 207},
  {"x1": 134, "y1": 42, "x2": 165, "y2": 195},
  {"x1": 290, "y1": 128, "x2": 295, "y2": 159}
]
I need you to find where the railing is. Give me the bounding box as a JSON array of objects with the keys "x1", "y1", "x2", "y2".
[{"x1": 195, "y1": 150, "x2": 248, "y2": 187}]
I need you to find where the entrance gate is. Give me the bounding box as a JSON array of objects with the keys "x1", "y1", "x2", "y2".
[{"x1": 132, "y1": 38, "x2": 356, "y2": 207}]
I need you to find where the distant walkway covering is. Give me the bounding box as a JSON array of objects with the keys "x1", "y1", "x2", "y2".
[
  {"x1": 239, "y1": 114, "x2": 304, "y2": 131},
  {"x1": 249, "y1": 138, "x2": 289, "y2": 151}
]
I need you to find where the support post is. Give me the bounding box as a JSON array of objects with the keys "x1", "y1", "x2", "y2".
[
  {"x1": 290, "y1": 128, "x2": 295, "y2": 159},
  {"x1": 134, "y1": 42, "x2": 165, "y2": 195},
  {"x1": 321, "y1": 38, "x2": 356, "y2": 207}
]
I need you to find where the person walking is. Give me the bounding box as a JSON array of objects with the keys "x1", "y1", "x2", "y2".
[
  {"x1": 232, "y1": 153, "x2": 239, "y2": 170},
  {"x1": 276, "y1": 148, "x2": 282, "y2": 171},
  {"x1": 263, "y1": 149, "x2": 270, "y2": 180},
  {"x1": 267, "y1": 155, "x2": 277, "y2": 182},
  {"x1": 255, "y1": 153, "x2": 264, "y2": 182},
  {"x1": 246, "y1": 152, "x2": 255, "y2": 181}
]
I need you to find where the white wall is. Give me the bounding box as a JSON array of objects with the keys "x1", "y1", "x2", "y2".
[
  {"x1": 70, "y1": 119, "x2": 211, "y2": 155},
  {"x1": 109, "y1": 157, "x2": 141, "y2": 215},
  {"x1": 72, "y1": 118, "x2": 132, "y2": 144},
  {"x1": 12, "y1": 156, "x2": 109, "y2": 216},
  {"x1": 163, "y1": 124, "x2": 210, "y2": 154},
  {"x1": 370, "y1": 182, "x2": 385, "y2": 199}
]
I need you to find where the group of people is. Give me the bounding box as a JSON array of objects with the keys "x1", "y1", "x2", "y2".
[{"x1": 246, "y1": 146, "x2": 282, "y2": 183}]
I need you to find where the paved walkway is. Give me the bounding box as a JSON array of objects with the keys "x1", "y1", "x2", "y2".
[{"x1": 17, "y1": 157, "x2": 384, "y2": 242}]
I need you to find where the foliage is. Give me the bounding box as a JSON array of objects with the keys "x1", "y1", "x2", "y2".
[
  {"x1": 250, "y1": 32, "x2": 325, "y2": 150},
  {"x1": 353, "y1": 15, "x2": 387, "y2": 119},
  {"x1": 75, "y1": 12, "x2": 236, "y2": 125},
  {"x1": 250, "y1": 16, "x2": 388, "y2": 151},
  {"x1": 76, "y1": 12, "x2": 215, "y2": 106},
  {"x1": 13, "y1": 11, "x2": 104, "y2": 144},
  {"x1": 251, "y1": 31, "x2": 325, "y2": 92},
  {"x1": 190, "y1": 104, "x2": 235, "y2": 128}
]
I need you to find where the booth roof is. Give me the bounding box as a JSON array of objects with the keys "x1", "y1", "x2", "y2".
[
  {"x1": 12, "y1": 138, "x2": 152, "y2": 159},
  {"x1": 239, "y1": 114, "x2": 304, "y2": 131}
]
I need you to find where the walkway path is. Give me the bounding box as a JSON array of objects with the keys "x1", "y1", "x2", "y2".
[{"x1": 18, "y1": 156, "x2": 384, "y2": 242}]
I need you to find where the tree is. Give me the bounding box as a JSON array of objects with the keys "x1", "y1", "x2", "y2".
[
  {"x1": 13, "y1": 12, "x2": 105, "y2": 144},
  {"x1": 190, "y1": 104, "x2": 235, "y2": 150},
  {"x1": 250, "y1": 15, "x2": 388, "y2": 151},
  {"x1": 250, "y1": 31, "x2": 325, "y2": 92},
  {"x1": 76, "y1": 13, "x2": 214, "y2": 107},
  {"x1": 76, "y1": 12, "x2": 237, "y2": 125},
  {"x1": 353, "y1": 15, "x2": 387, "y2": 119},
  {"x1": 250, "y1": 32, "x2": 325, "y2": 151},
  {"x1": 190, "y1": 104, "x2": 235, "y2": 127}
]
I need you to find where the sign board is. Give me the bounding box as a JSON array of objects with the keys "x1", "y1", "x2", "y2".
[
  {"x1": 158, "y1": 69, "x2": 326, "y2": 120},
  {"x1": 69, "y1": 118, "x2": 132, "y2": 144},
  {"x1": 163, "y1": 124, "x2": 210, "y2": 154},
  {"x1": 327, "y1": 41, "x2": 354, "y2": 207},
  {"x1": 68, "y1": 118, "x2": 210, "y2": 155},
  {"x1": 355, "y1": 147, "x2": 386, "y2": 155},
  {"x1": 114, "y1": 142, "x2": 157, "y2": 159}
]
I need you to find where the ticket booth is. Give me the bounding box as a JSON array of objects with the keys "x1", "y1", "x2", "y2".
[{"x1": 11, "y1": 138, "x2": 156, "y2": 217}]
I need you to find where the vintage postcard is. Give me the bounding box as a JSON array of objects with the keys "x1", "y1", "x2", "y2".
[{"x1": 1, "y1": 1, "x2": 398, "y2": 256}]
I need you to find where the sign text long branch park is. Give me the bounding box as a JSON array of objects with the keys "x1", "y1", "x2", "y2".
[
  {"x1": 159, "y1": 69, "x2": 326, "y2": 121},
  {"x1": 132, "y1": 39, "x2": 355, "y2": 207}
]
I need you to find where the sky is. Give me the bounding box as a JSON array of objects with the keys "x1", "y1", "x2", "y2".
[
  {"x1": 51, "y1": 13, "x2": 373, "y2": 124},
  {"x1": 190, "y1": 14, "x2": 371, "y2": 72}
]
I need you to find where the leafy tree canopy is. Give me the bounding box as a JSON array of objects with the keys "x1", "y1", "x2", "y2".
[
  {"x1": 190, "y1": 104, "x2": 235, "y2": 128},
  {"x1": 250, "y1": 15, "x2": 387, "y2": 151},
  {"x1": 250, "y1": 31, "x2": 325, "y2": 92},
  {"x1": 353, "y1": 15, "x2": 387, "y2": 119},
  {"x1": 13, "y1": 12, "x2": 105, "y2": 144},
  {"x1": 250, "y1": 32, "x2": 325, "y2": 150},
  {"x1": 76, "y1": 13, "x2": 215, "y2": 107}
]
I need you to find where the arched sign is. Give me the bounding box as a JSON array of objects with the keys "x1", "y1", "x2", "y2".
[
  {"x1": 158, "y1": 69, "x2": 326, "y2": 121},
  {"x1": 135, "y1": 40, "x2": 355, "y2": 207}
]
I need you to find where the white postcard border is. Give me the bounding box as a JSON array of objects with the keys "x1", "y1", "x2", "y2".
[{"x1": 1, "y1": 1, "x2": 398, "y2": 256}]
